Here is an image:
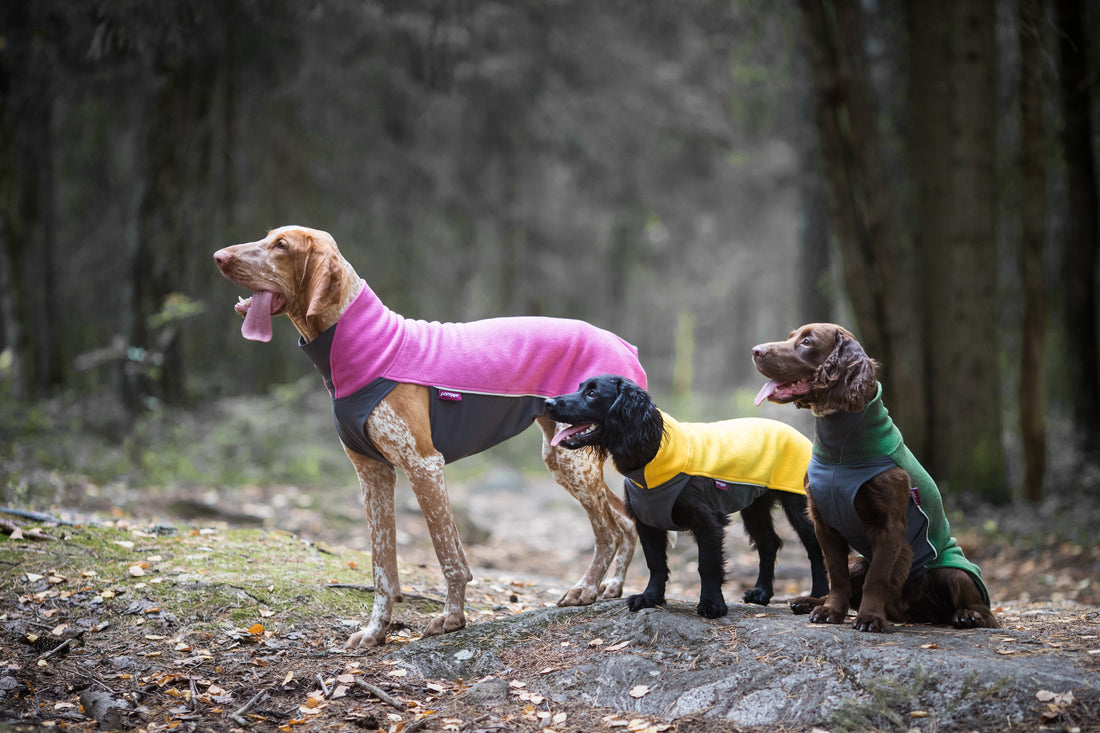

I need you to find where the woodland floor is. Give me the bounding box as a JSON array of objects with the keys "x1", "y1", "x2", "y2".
[{"x1": 1, "y1": 395, "x2": 1099, "y2": 732}]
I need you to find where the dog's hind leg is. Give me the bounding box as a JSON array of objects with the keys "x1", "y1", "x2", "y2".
[
  {"x1": 739, "y1": 494, "x2": 782, "y2": 605},
  {"x1": 778, "y1": 492, "x2": 829, "y2": 598},
  {"x1": 343, "y1": 450, "x2": 401, "y2": 649},
  {"x1": 538, "y1": 417, "x2": 636, "y2": 605}
]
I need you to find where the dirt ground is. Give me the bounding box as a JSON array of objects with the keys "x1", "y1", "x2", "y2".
[{"x1": 2, "y1": 457, "x2": 1099, "y2": 732}]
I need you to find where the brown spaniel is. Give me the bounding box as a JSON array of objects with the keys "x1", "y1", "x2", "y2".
[{"x1": 752, "y1": 324, "x2": 997, "y2": 631}]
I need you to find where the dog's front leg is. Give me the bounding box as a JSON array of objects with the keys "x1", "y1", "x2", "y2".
[
  {"x1": 371, "y1": 389, "x2": 471, "y2": 639},
  {"x1": 626, "y1": 521, "x2": 670, "y2": 612},
  {"x1": 343, "y1": 450, "x2": 401, "y2": 650},
  {"x1": 850, "y1": 472, "x2": 912, "y2": 632},
  {"x1": 798, "y1": 492, "x2": 854, "y2": 623}
]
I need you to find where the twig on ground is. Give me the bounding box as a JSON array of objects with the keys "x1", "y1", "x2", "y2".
[
  {"x1": 326, "y1": 583, "x2": 442, "y2": 603},
  {"x1": 228, "y1": 688, "x2": 270, "y2": 727},
  {"x1": 316, "y1": 674, "x2": 330, "y2": 698},
  {"x1": 353, "y1": 679, "x2": 407, "y2": 710}
]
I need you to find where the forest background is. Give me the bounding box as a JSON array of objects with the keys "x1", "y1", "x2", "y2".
[{"x1": 2, "y1": 0, "x2": 1099, "y2": 509}]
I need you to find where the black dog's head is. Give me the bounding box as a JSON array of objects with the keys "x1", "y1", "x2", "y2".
[{"x1": 544, "y1": 374, "x2": 664, "y2": 473}]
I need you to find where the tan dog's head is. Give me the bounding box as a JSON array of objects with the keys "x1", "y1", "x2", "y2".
[
  {"x1": 751, "y1": 323, "x2": 878, "y2": 414},
  {"x1": 214, "y1": 226, "x2": 358, "y2": 342}
]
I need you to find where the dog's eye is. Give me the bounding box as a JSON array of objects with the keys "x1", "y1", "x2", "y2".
[
  {"x1": 272, "y1": 238, "x2": 288, "y2": 251},
  {"x1": 799, "y1": 337, "x2": 812, "y2": 348}
]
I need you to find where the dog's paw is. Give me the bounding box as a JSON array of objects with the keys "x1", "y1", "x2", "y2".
[
  {"x1": 598, "y1": 579, "x2": 625, "y2": 600},
  {"x1": 742, "y1": 587, "x2": 773, "y2": 606},
  {"x1": 789, "y1": 595, "x2": 824, "y2": 615},
  {"x1": 344, "y1": 624, "x2": 387, "y2": 650},
  {"x1": 852, "y1": 611, "x2": 888, "y2": 632},
  {"x1": 422, "y1": 611, "x2": 466, "y2": 638},
  {"x1": 952, "y1": 607, "x2": 997, "y2": 629},
  {"x1": 808, "y1": 604, "x2": 848, "y2": 625},
  {"x1": 696, "y1": 596, "x2": 728, "y2": 619},
  {"x1": 626, "y1": 592, "x2": 663, "y2": 612},
  {"x1": 558, "y1": 585, "x2": 599, "y2": 607}
]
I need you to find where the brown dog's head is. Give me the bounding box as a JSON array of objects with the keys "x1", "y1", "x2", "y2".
[
  {"x1": 213, "y1": 226, "x2": 357, "y2": 343},
  {"x1": 751, "y1": 323, "x2": 878, "y2": 414}
]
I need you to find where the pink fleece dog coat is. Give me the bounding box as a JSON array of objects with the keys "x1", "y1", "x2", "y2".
[{"x1": 301, "y1": 280, "x2": 647, "y2": 463}]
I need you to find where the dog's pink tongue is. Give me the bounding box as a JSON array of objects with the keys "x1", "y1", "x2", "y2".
[
  {"x1": 241, "y1": 291, "x2": 275, "y2": 342},
  {"x1": 551, "y1": 423, "x2": 592, "y2": 447},
  {"x1": 754, "y1": 379, "x2": 781, "y2": 407}
]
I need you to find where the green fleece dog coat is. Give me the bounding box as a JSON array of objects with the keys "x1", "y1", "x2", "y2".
[{"x1": 807, "y1": 382, "x2": 990, "y2": 604}]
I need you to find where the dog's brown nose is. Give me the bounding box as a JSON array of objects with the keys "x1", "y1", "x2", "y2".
[
  {"x1": 214, "y1": 249, "x2": 231, "y2": 267},
  {"x1": 752, "y1": 345, "x2": 769, "y2": 359}
]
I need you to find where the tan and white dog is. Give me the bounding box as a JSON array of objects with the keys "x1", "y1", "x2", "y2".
[{"x1": 214, "y1": 226, "x2": 646, "y2": 648}]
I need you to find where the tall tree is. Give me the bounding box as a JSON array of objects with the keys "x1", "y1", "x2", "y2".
[
  {"x1": 797, "y1": 0, "x2": 926, "y2": 452},
  {"x1": 1054, "y1": 0, "x2": 1100, "y2": 462},
  {"x1": 913, "y1": 0, "x2": 1006, "y2": 500},
  {"x1": 1018, "y1": 0, "x2": 1049, "y2": 501}
]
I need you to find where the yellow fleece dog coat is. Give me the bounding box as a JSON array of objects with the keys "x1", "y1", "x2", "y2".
[{"x1": 623, "y1": 412, "x2": 811, "y2": 531}]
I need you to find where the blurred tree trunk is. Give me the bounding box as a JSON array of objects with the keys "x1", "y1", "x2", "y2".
[
  {"x1": 122, "y1": 58, "x2": 216, "y2": 409},
  {"x1": 1018, "y1": 0, "x2": 1048, "y2": 502},
  {"x1": 0, "y1": 3, "x2": 59, "y2": 400},
  {"x1": 915, "y1": 0, "x2": 1006, "y2": 501},
  {"x1": 798, "y1": 120, "x2": 832, "y2": 323},
  {"x1": 797, "y1": 0, "x2": 927, "y2": 453},
  {"x1": 1054, "y1": 0, "x2": 1100, "y2": 462}
]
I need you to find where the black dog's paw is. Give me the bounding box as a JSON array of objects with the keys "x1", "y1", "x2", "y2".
[
  {"x1": 742, "y1": 587, "x2": 772, "y2": 606},
  {"x1": 696, "y1": 596, "x2": 728, "y2": 619},
  {"x1": 626, "y1": 593, "x2": 663, "y2": 612}
]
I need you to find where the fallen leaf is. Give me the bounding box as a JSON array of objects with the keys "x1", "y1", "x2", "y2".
[
  {"x1": 10, "y1": 528, "x2": 23, "y2": 540},
  {"x1": 604, "y1": 640, "x2": 631, "y2": 652},
  {"x1": 25, "y1": 573, "x2": 44, "y2": 583},
  {"x1": 910, "y1": 710, "x2": 929, "y2": 718},
  {"x1": 248, "y1": 623, "x2": 265, "y2": 635},
  {"x1": 919, "y1": 643, "x2": 938, "y2": 650},
  {"x1": 259, "y1": 608, "x2": 275, "y2": 618},
  {"x1": 553, "y1": 712, "x2": 567, "y2": 724},
  {"x1": 588, "y1": 638, "x2": 604, "y2": 647},
  {"x1": 283, "y1": 671, "x2": 294, "y2": 685},
  {"x1": 628, "y1": 685, "x2": 650, "y2": 699},
  {"x1": 128, "y1": 565, "x2": 146, "y2": 577}
]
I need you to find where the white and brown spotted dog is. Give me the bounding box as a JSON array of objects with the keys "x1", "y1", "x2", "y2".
[{"x1": 214, "y1": 226, "x2": 646, "y2": 648}]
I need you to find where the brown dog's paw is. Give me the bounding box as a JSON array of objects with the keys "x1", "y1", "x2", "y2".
[
  {"x1": 344, "y1": 625, "x2": 387, "y2": 650},
  {"x1": 598, "y1": 579, "x2": 625, "y2": 600},
  {"x1": 789, "y1": 595, "x2": 825, "y2": 615},
  {"x1": 558, "y1": 585, "x2": 599, "y2": 607},
  {"x1": 952, "y1": 607, "x2": 999, "y2": 629},
  {"x1": 852, "y1": 611, "x2": 888, "y2": 632},
  {"x1": 808, "y1": 604, "x2": 849, "y2": 625},
  {"x1": 422, "y1": 611, "x2": 466, "y2": 638}
]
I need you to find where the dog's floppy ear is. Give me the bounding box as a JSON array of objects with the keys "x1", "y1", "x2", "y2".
[
  {"x1": 603, "y1": 377, "x2": 664, "y2": 468},
  {"x1": 813, "y1": 329, "x2": 878, "y2": 412},
  {"x1": 301, "y1": 236, "x2": 344, "y2": 327}
]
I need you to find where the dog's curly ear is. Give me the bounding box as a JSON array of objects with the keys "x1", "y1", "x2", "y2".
[
  {"x1": 603, "y1": 377, "x2": 664, "y2": 469},
  {"x1": 814, "y1": 330, "x2": 878, "y2": 412}
]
